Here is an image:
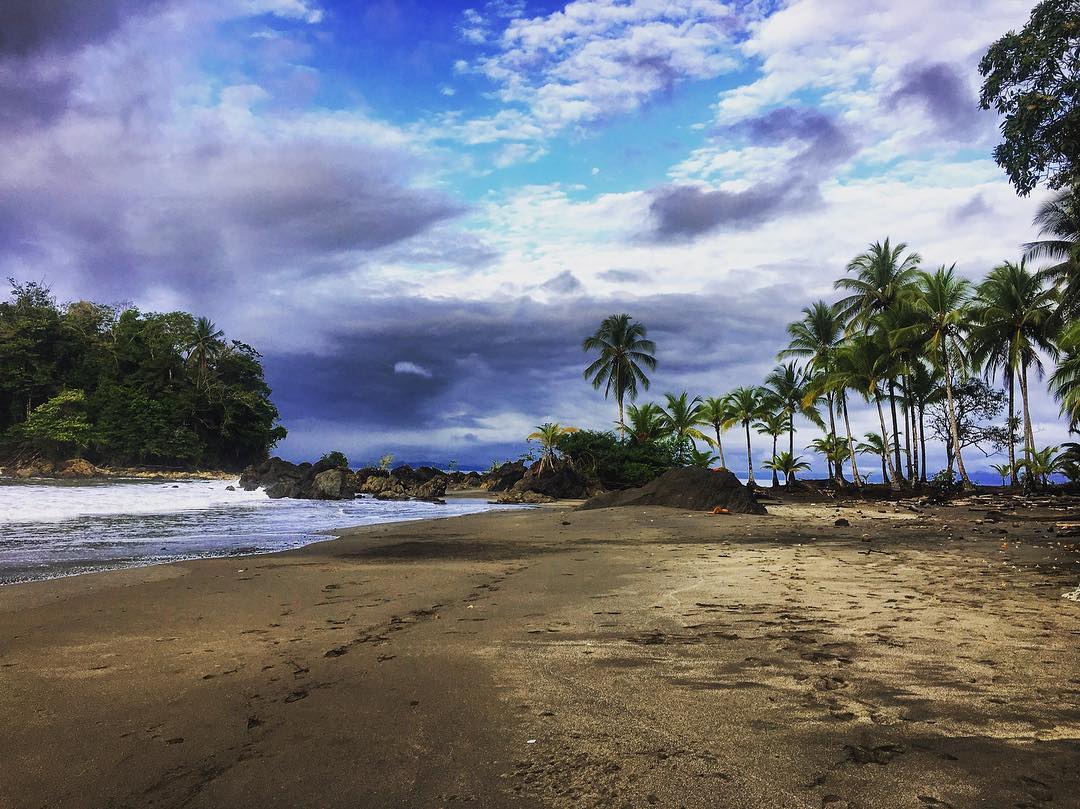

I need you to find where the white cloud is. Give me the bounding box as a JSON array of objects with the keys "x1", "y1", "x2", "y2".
[{"x1": 394, "y1": 361, "x2": 434, "y2": 378}]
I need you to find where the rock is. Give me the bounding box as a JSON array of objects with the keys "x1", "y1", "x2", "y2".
[
  {"x1": 412, "y1": 475, "x2": 448, "y2": 499},
  {"x1": 494, "y1": 490, "x2": 556, "y2": 504},
  {"x1": 266, "y1": 480, "x2": 303, "y2": 499},
  {"x1": 311, "y1": 468, "x2": 356, "y2": 500},
  {"x1": 834, "y1": 518, "x2": 850, "y2": 527},
  {"x1": 510, "y1": 460, "x2": 590, "y2": 500},
  {"x1": 579, "y1": 467, "x2": 767, "y2": 514},
  {"x1": 226, "y1": 485, "x2": 236, "y2": 491},
  {"x1": 483, "y1": 460, "x2": 528, "y2": 492},
  {"x1": 13, "y1": 459, "x2": 56, "y2": 478},
  {"x1": 239, "y1": 457, "x2": 306, "y2": 492},
  {"x1": 374, "y1": 491, "x2": 411, "y2": 501},
  {"x1": 57, "y1": 458, "x2": 100, "y2": 479},
  {"x1": 360, "y1": 475, "x2": 407, "y2": 497}
]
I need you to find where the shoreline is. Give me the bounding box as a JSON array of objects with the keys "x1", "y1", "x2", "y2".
[{"x1": 1, "y1": 501, "x2": 1078, "y2": 807}]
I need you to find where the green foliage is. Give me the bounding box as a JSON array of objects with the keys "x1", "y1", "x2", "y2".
[
  {"x1": 558, "y1": 429, "x2": 678, "y2": 489},
  {"x1": 979, "y1": 0, "x2": 1080, "y2": 194},
  {"x1": 379, "y1": 453, "x2": 395, "y2": 470},
  {"x1": 0, "y1": 280, "x2": 284, "y2": 468},
  {"x1": 582, "y1": 314, "x2": 657, "y2": 436},
  {"x1": 319, "y1": 451, "x2": 349, "y2": 468}
]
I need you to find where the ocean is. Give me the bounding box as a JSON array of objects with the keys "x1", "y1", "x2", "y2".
[{"x1": 0, "y1": 478, "x2": 518, "y2": 585}]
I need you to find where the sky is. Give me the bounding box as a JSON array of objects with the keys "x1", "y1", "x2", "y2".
[{"x1": 0, "y1": 0, "x2": 1064, "y2": 473}]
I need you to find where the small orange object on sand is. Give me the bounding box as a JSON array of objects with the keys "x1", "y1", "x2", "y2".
[{"x1": 711, "y1": 507, "x2": 730, "y2": 515}]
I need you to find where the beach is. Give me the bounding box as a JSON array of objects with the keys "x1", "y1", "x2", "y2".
[{"x1": 1, "y1": 499, "x2": 1078, "y2": 808}]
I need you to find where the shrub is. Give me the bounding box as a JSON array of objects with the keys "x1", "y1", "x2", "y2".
[
  {"x1": 319, "y1": 451, "x2": 349, "y2": 468},
  {"x1": 558, "y1": 430, "x2": 678, "y2": 489}
]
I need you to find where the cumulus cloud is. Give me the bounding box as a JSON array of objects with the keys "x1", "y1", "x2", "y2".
[
  {"x1": 394, "y1": 361, "x2": 434, "y2": 378},
  {"x1": 887, "y1": 61, "x2": 987, "y2": 139}
]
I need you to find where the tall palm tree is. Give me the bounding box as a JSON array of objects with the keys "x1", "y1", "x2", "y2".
[
  {"x1": 184, "y1": 317, "x2": 225, "y2": 387},
  {"x1": 621, "y1": 402, "x2": 666, "y2": 444},
  {"x1": 969, "y1": 259, "x2": 1059, "y2": 483},
  {"x1": 828, "y1": 335, "x2": 901, "y2": 489},
  {"x1": 764, "y1": 362, "x2": 820, "y2": 483},
  {"x1": 753, "y1": 409, "x2": 788, "y2": 487},
  {"x1": 855, "y1": 432, "x2": 890, "y2": 485},
  {"x1": 779, "y1": 301, "x2": 846, "y2": 480},
  {"x1": 526, "y1": 422, "x2": 580, "y2": 472},
  {"x1": 582, "y1": 314, "x2": 657, "y2": 440},
  {"x1": 835, "y1": 238, "x2": 923, "y2": 327},
  {"x1": 658, "y1": 392, "x2": 709, "y2": 464},
  {"x1": 911, "y1": 264, "x2": 974, "y2": 489},
  {"x1": 902, "y1": 360, "x2": 943, "y2": 484},
  {"x1": 1025, "y1": 188, "x2": 1080, "y2": 312},
  {"x1": 699, "y1": 396, "x2": 729, "y2": 469},
  {"x1": 724, "y1": 386, "x2": 769, "y2": 486}
]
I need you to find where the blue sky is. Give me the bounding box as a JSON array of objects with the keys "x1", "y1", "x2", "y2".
[{"x1": 0, "y1": 0, "x2": 1060, "y2": 472}]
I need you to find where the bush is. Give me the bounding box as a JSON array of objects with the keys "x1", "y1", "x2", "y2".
[
  {"x1": 558, "y1": 430, "x2": 678, "y2": 489},
  {"x1": 319, "y1": 451, "x2": 349, "y2": 468}
]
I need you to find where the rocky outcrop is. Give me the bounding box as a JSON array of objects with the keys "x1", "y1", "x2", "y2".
[
  {"x1": 509, "y1": 460, "x2": 590, "y2": 500},
  {"x1": 240, "y1": 457, "x2": 447, "y2": 501},
  {"x1": 494, "y1": 490, "x2": 556, "y2": 504},
  {"x1": 579, "y1": 467, "x2": 767, "y2": 514},
  {"x1": 483, "y1": 461, "x2": 528, "y2": 492},
  {"x1": 57, "y1": 459, "x2": 102, "y2": 479},
  {"x1": 447, "y1": 471, "x2": 483, "y2": 490}
]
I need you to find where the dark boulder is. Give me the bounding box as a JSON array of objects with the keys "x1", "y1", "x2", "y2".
[
  {"x1": 484, "y1": 460, "x2": 528, "y2": 492},
  {"x1": 511, "y1": 460, "x2": 590, "y2": 500},
  {"x1": 579, "y1": 467, "x2": 767, "y2": 514}
]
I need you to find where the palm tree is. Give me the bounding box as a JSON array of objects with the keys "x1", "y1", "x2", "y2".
[
  {"x1": 911, "y1": 265, "x2": 974, "y2": 489},
  {"x1": 1025, "y1": 188, "x2": 1080, "y2": 311},
  {"x1": 902, "y1": 360, "x2": 943, "y2": 483},
  {"x1": 699, "y1": 396, "x2": 729, "y2": 469},
  {"x1": 779, "y1": 301, "x2": 847, "y2": 482},
  {"x1": 764, "y1": 362, "x2": 820, "y2": 483},
  {"x1": 829, "y1": 335, "x2": 901, "y2": 489},
  {"x1": 763, "y1": 452, "x2": 811, "y2": 483},
  {"x1": 658, "y1": 392, "x2": 710, "y2": 464},
  {"x1": 621, "y1": 402, "x2": 666, "y2": 444},
  {"x1": 724, "y1": 386, "x2": 769, "y2": 486},
  {"x1": 836, "y1": 238, "x2": 923, "y2": 327},
  {"x1": 1051, "y1": 321, "x2": 1080, "y2": 430},
  {"x1": 526, "y1": 423, "x2": 580, "y2": 472},
  {"x1": 808, "y1": 434, "x2": 850, "y2": 483},
  {"x1": 583, "y1": 314, "x2": 657, "y2": 440},
  {"x1": 754, "y1": 409, "x2": 788, "y2": 487},
  {"x1": 856, "y1": 432, "x2": 890, "y2": 485},
  {"x1": 969, "y1": 259, "x2": 1059, "y2": 482},
  {"x1": 184, "y1": 316, "x2": 225, "y2": 386},
  {"x1": 1016, "y1": 446, "x2": 1063, "y2": 490},
  {"x1": 688, "y1": 447, "x2": 720, "y2": 468},
  {"x1": 990, "y1": 462, "x2": 1012, "y2": 487}
]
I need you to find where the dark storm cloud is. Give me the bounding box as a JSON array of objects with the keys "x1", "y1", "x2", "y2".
[
  {"x1": 887, "y1": 62, "x2": 985, "y2": 138},
  {"x1": 262, "y1": 282, "x2": 812, "y2": 463},
  {"x1": 647, "y1": 107, "x2": 856, "y2": 241},
  {"x1": 0, "y1": 0, "x2": 170, "y2": 57}
]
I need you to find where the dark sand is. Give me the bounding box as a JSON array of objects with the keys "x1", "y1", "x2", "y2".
[{"x1": 1, "y1": 499, "x2": 1078, "y2": 808}]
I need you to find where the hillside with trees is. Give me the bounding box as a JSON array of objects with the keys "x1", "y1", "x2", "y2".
[{"x1": 0, "y1": 280, "x2": 285, "y2": 470}]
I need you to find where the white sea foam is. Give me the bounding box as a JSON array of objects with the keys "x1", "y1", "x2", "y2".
[{"x1": 0, "y1": 479, "x2": 518, "y2": 584}]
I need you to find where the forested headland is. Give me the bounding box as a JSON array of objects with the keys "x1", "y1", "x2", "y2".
[{"x1": 0, "y1": 280, "x2": 285, "y2": 470}]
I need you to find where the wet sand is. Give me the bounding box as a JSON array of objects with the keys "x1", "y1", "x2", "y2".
[{"x1": 1, "y1": 499, "x2": 1078, "y2": 808}]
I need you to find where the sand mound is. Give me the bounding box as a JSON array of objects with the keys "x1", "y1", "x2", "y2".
[{"x1": 579, "y1": 467, "x2": 767, "y2": 514}]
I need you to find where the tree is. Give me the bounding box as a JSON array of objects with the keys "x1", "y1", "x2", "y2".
[
  {"x1": 658, "y1": 392, "x2": 709, "y2": 465},
  {"x1": 990, "y1": 462, "x2": 1013, "y2": 486},
  {"x1": 911, "y1": 265, "x2": 975, "y2": 489},
  {"x1": 926, "y1": 378, "x2": 1010, "y2": 468},
  {"x1": 320, "y1": 451, "x2": 349, "y2": 468},
  {"x1": 10, "y1": 389, "x2": 93, "y2": 458},
  {"x1": 1049, "y1": 320, "x2": 1080, "y2": 427},
  {"x1": 764, "y1": 362, "x2": 819, "y2": 483},
  {"x1": 978, "y1": 0, "x2": 1080, "y2": 195},
  {"x1": 724, "y1": 386, "x2": 769, "y2": 486},
  {"x1": 808, "y1": 434, "x2": 850, "y2": 483},
  {"x1": 527, "y1": 422, "x2": 580, "y2": 471},
  {"x1": 762, "y1": 452, "x2": 811, "y2": 483},
  {"x1": 1026, "y1": 188, "x2": 1080, "y2": 311},
  {"x1": 184, "y1": 317, "x2": 225, "y2": 387},
  {"x1": 856, "y1": 432, "x2": 891, "y2": 485},
  {"x1": 835, "y1": 239, "x2": 922, "y2": 328},
  {"x1": 969, "y1": 258, "x2": 1058, "y2": 481},
  {"x1": 582, "y1": 314, "x2": 657, "y2": 440},
  {"x1": 754, "y1": 409, "x2": 788, "y2": 487},
  {"x1": 621, "y1": 402, "x2": 666, "y2": 444},
  {"x1": 699, "y1": 396, "x2": 729, "y2": 469}
]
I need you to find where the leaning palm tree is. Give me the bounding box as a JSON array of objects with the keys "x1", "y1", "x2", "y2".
[
  {"x1": 856, "y1": 432, "x2": 891, "y2": 485},
  {"x1": 909, "y1": 265, "x2": 975, "y2": 489},
  {"x1": 763, "y1": 452, "x2": 811, "y2": 484},
  {"x1": 969, "y1": 259, "x2": 1059, "y2": 481},
  {"x1": 526, "y1": 423, "x2": 580, "y2": 472},
  {"x1": 754, "y1": 409, "x2": 788, "y2": 487},
  {"x1": 723, "y1": 386, "x2": 769, "y2": 486},
  {"x1": 699, "y1": 396, "x2": 729, "y2": 469},
  {"x1": 1025, "y1": 187, "x2": 1080, "y2": 312},
  {"x1": 828, "y1": 335, "x2": 901, "y2": 489},
  {"x1": 764, "y1": 362, "x2": 820, "y2": 483},
  {"x1": 658, "y1": 392, "x2": 710, "y2": 465},
  {"x1": 621, "y1": 402, "x2": 666, "y2": 444},
  {"x1": 779, "y1": 301, "x2": 845, "y2": 455},
  {"x1": 583, "y1": 314, "x2": 657, "y2": 440},
  {"x1": 184, "y1": 316, "x2": 225, "y2": 386}
]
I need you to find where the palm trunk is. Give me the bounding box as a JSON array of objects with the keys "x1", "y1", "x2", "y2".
[
  {"x1": 901, "y1": 371, "x2": 915, "y2": 481},
  {"x1": 942, "y1": 353, "x2": 972, "y2": 488},
  {"x1": 887, "y1": 379, "x2": 904, "y2": 484},
  {"x1": 919, "y1": 403, "x2": 928, "y2": 483},
  {"x1": 841, "y1": 393, "x2": 861, "y2": 486},
  {"x1": 826, "y1": 392, "x2": 845, "y2": 486},
  {"x1": 833, "y1": 396, "x2": 848, "y2": 485},
  {"x1": 1020, "y1": 363, "x2": 1037, "y2": 480},
  {"x1": 618, "y1": 397, "x2": 625, "y2": 442},
  {"x1": 787, "y1": 413, "x2": 795, "y2": 485},
  {"x1": 875, "y1": 391, "x2": 901, "y2": 490},
  {"x1": 770, "y1": 434, "x2": 779, "y2": 487},
  {"x1": 714, "y1": 425, "x2": 726, "y2": 469},
  {"x1": 744, "y1": 421, "x2": 754, "y2": 487},
  {"x1": 1008, "y1": 372, "x2": 1018, "y2": 486},
  {"x1": 881, "y1": 453, "x2": 888, "y2": 485}
]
